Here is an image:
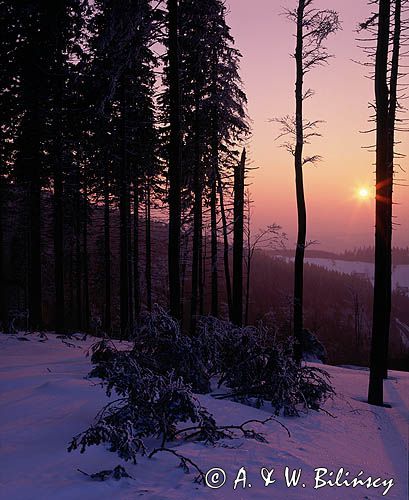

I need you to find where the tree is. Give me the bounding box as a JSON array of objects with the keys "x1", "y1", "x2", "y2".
[
  {"x1": 83, "y1": 0, "x2": 159, "y2": 334},
  {"x1": 232, "y1": 148, "x2": 246, "y2": 326},
  {"x1": 13, "y1": 2, "x2": 49, "y2": 331},
  {"x1": 244, "y1": 189, "x2": 285, "y2": 326},
  {"x1": 217, "y1": 168, "x2": 233, "y2": 319},
  {"x1": 103, "y1": 159, "x2": 112, "y2": 333},
  {"x1": 163, "y1": 0, "x2": 248, "y2": 329},
  {"x1": 368, "y1": 0, "x2": 392, "y2": 406},
  {"x1": 46, "y1": 0, "x2": 76, "y2": 334},
  {"x1": 277, "y1": 1, "x2": 340, "y2": 360},
  {"x1": 119, "y1": 80, "x2": 132, "y2": 337},
  {"x1": 0, "y1": 176, "x2": 5, "y2": 330},
  {"x1": 359, "y1": 0, "x2": 408, "y2": 404},
  {"x1": 382, "y1": 0, "x2": 404, "y2": 379},
  {"x1": 167, "y1": 0, "x2": 183, "y2": 321},
  {"x1": 0, "y1": 1, "x2": 19, "y2": 330},
  {"x1": 358, "y1": 1, "x2": 408, "y2": 390},
  {"x1": 3, "y1": 0, "x2": 87, "y2": 333}
]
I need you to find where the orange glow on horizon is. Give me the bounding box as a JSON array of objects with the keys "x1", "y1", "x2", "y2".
[{"x1": 227, "y1": 0, "x2": 408, "y2": 250}]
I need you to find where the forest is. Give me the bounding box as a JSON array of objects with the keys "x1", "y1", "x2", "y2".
[{"x1": 0, "y1": 0, "x2": 408, "y2": 499}]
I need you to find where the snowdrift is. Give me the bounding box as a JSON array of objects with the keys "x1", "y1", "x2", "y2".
[{"x1": 0, "y1": 334, "x2": 407, "y2": 500}]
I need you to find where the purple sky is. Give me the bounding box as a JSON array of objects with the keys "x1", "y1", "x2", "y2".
[{"x1": 227, "y1": 0, "x2": 408, "y2": 251}]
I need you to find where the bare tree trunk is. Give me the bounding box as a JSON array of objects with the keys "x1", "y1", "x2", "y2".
[
  {"x1": 232, "y1": 148, "x2": 246, "y2": 326},
  {"x1": 245, "y1": 256, "x2": 251, "y2": 326},
  {"x1": 29, "y1": 177, "x2": 43, "y2": 331},
  {"x1": 15, "y1": 46, "x2": 43, "y2": 331},
  {"x1": 53, "y1": 59, "x2": 65, "y2": 334},
  {"x1": 0, "y1": 180, "x2": 5, "y2": 330},
  {"x1": 382, "y1": 0, "x2": 401, "y2": 379},
  {"x1": 134, "y1": 182, "x2": 141, "y2": 321},
  {"x1": 127, "y1": 189, "x2": 134, "y2": 331},
  {"x1": 199, "y1": 229, "x2": 205, "y2": 316},
  {"x1": 180, "y1": 229, "x2": 189, "y2": 319},
  {"x1": 190, "y1": 104, "x2": 202, "y2": 333},
  {"x1": 245, "y1": 194, "x2": 251, "y2": 326},
  {"x1": 167, "y1": 0, "x2": 182, "y2": 321},
  {"x1": 210, "y1": 174, "x2": 218, "y2": 317},
  {"x1": 119, "y1": 83, "x2": 130, "y2": 338},
  {"x1": 368, "y1": 0, "x2": 391, "y2": 407},
  {"x1": 293, "y1": 0, "x2": 307, "y2": 362},
  {"x1": 54, "y1": 155, "x2": 64, "y2": 333},
  {"x1": 210, "y1": 49, "x2": 219, "y2": 318},
  {"x1": 75, "y1": 185, "x2": 82, "y2": 330},
  {"x1": 216, "y1": 167, "x2": 232, "y2": 319},
  {"x1": 103, "y1": 163, "x2": 112, "y2": 333},
  {"x1": 82, "y1": 188, "x2": 90, "y2": 332},
  {"x1": 145, "y1": 180, "x2": 152, "y2": 312}
]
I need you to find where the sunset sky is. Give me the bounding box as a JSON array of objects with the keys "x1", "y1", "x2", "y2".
[{"x1": 227, "y1": 0, "x2": 408, "y2": 252}]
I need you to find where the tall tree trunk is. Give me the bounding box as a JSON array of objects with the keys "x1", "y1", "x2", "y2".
[
  {"x1": 51, "y1": 3, "x2": 66, "y2": 334},
  {"x1": 29, "y1": 175, "x2": 42, "y2": 331},
  {"x1": 210, "y1": 49, "x2": 219, "y2": 318},
  {"x1": 216, "y1": 167, "x2": 232, "y2": 319},
  {"x1": 65, "y1": 167, "x2": 76, "y2": 330},
  {"x1": 145, "y1": 180, "x2": 152, "y2": 312},
  {"x1": 368, "y1": 0, "x2": 391, "y2": 407},
  {"x1": 245, "y1": 200, "x2": 251, "y2": 326},
  {"x1": 245, "y1": 254, "x2": 251, "y2": 326},
  {"x1": 190, "y1": 107, "x2": 202, "y2": 333},
  {"x1": 54, "y1": 150, "x2": 64, "y2": 333},
  {"x1": 75, "y1": 189, "x2": 82, "y2": 330},
  {"x1": 180, "y1": 231, "x2": 189, "y2": 319},
  {"x1": 103, "y1": 163, "x2": 112, "y2": 333},
  {"x1": 232, "y1": 148, "x2": 246, "y2": 326},
  {"x1": 210, "y1": 173, "x2": 218, "y2": 317},
  {"x1": 382, "y1": 0, "x2": 401, "y2": 379},
  {"x1": 199, "y1": 229, "x2": 204, "y2": 316},
  {"x1": 119, "y1": 83, "x2": 130, "y2": 338},
  {"x1": 53, "y1": 67, "x2": 65, "y2": 334},
  {"x1": 0, "y1": 179, "x2": 5, "y2": 330},
  {"x1": 82, "y1": 185, "x2": 90, "y2": 332},
  {"x1": 134, "y1": 182, "x2": 141, "y2": 321},
  {"x1": 167, "y1": 0, "x2": 182, "y2": 320},
  {"x1": 127, "y1": 189, "x2": 134, "y2": 331},
  {"x1": 293, "y1": 0, "x2": 307, "y2": 361},
  {"x1": 15, "y1": 46, "x2": 43, "y2": 331}
]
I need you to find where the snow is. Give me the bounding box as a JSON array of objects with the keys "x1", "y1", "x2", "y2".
[
  {"x1": 282, "y1": 257, "x2": 409, "y2": 295},
  {"x1": 0, "y1": 333, "x2": 408, "y2": 500},
  {"x1": 396, "y1": 320, "x2": 409, "y2": 350}
]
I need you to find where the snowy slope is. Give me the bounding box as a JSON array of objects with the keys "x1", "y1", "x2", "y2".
[{"x1": 0, "y1": 334, "x2": 408, "y2": 500}]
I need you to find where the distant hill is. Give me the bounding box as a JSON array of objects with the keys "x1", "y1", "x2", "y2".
[
  {"x1": 271, "y1": 246, "x2": 409, "y2": 265},
  {"x1": 2, "y1": 192, "x2": 408, "y2": 371},
  {"x1": 249, "y1": 250, "x2": 409, "y2": 371}
]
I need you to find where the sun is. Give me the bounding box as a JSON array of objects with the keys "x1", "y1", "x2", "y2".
[{"x1": 358, "y1": 187, "x2": 370, "y2": 200}]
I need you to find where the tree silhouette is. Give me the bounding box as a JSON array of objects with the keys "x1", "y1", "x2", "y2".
[
  {"x1": 167, "y1": 0, "x2": 183, "y2": 321},
  {"x1": 366, "y1": 0, "x2": 407, "y2": 406},
  {"x1": 276, "y1": 0, "x2": 340, "y2": 360}
]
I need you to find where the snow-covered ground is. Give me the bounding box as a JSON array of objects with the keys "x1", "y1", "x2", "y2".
[
  {"x1": 1, "y1": 333, "x2": 408, "y2": 500},
  {"x1": 282, "y1": 257, "x2": 409, "y2": 294}
]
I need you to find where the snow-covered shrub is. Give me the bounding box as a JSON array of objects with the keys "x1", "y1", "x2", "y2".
[
  {"x1": 69, "y1": 340, "x2": 226, "y2": 463},
  {"x1": 195, "y1": 317, "x2": 334, "y2": 416},
  {"x1": 69, "y1": 308, "x2": 334, "y2": 472},
  {"x1": 130, "y1": 305, "x2": 211, "y2": 393},
  {"x1": 193, "y1": 315, "x2": 240, "y2": 374},
  {"x1": 299, "y1": 328, "x2": 327, "y2": 363}
]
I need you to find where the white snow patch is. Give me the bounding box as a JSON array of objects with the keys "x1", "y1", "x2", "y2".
[
  {"x1": 281, "y1": 257, "x2": 409, "y2": 295},
  {"x1": 0, "y1": 333, "x2": 408, "y2": 500}
]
